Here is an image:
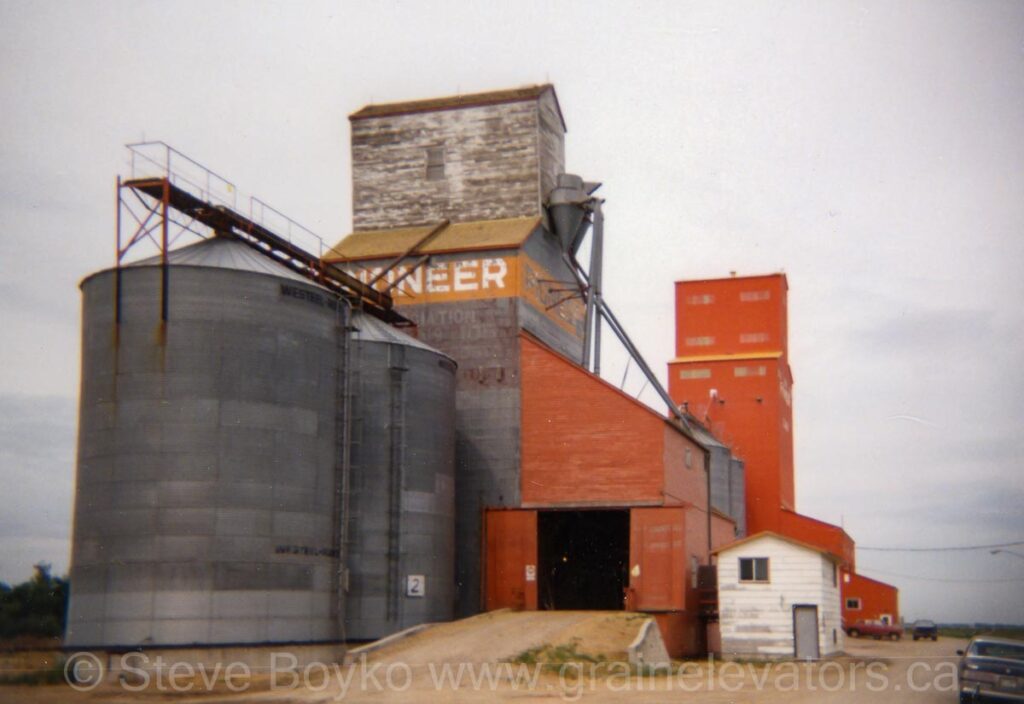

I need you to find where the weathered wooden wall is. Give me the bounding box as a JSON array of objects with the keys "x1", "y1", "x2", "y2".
[{"x1": 350, "y1": 94, "x2": 565, "y2": 231}]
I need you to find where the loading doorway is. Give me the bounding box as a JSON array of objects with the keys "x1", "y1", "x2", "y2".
[{"x1": 538, "y1": 510, "x2": 629, "y2": 610}]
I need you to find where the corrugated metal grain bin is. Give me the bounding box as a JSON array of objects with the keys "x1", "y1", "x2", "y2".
[
  {"x1": 67, "y1": 238, "x2": 342, "y2": 647},
  {"x1": 343, "y1": 311, "x2": 456, "y2": 640}
]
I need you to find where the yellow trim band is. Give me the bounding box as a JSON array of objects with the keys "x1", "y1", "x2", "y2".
[{"x1": 670, "y1": 351, "x2": 784, "y2": 364}]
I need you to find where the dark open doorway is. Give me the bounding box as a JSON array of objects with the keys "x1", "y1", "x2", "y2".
[{"x1": 538, "y1": 509, "x2": 629, "y2": 610}]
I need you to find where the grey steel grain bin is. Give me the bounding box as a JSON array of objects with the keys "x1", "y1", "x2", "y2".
[
  {"x1": 66, "y1": 237, "x2": 344, "y2": 647},
  {"x1": 343, "y1": 310, "x2": 456, "y2": 641}
]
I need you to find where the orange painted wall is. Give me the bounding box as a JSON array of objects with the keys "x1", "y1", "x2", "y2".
[
  {"x1": 842, "y1": 572, "x2": 900, "y2": 625},
  {"x1": 670, "y1": 274, "x2": 795, "y2": 534},
  {"x1": 653, "y1": 611, "x2": 702, "y2": 659},
  {"x1": 669, "y1": 356, "x2": 792, "y2": 533},
  {"x1": 630, "y1": 507, "x2": 708, "y2": 658},
  {"x1": 673, "y1": 274, "x2": 789, "y2": 359},
  {"x1": 520, "y1": 333, "x2": 705, "y2": 507}
]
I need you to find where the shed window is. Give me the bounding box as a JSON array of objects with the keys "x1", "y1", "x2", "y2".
[
  {"x1": 685, "y1": 336, "x2": 715, "y2": 347},
  {"x1": 685, "y1": 447, "x2": 693, "y2": 468},
  {"x1": 679, "y1": 368, "x2": 711, "y2": 380},
  {"x1": 739, "y1": 557, "x2": 769, "y2": 583},
  {"x1": 426, "y1": 147, "x2": 445, "y2": 180},
  {"x1": 846, "y1": 597, "x2": 862, "y2": 610}
]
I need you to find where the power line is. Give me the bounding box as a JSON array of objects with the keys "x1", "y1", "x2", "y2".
[
  {"x1": 857, "y1": 540, "x2": 1024, "y2": 553},
  {"x1": 857, "y1": 567, "x2": 1024, "y2": 584}
]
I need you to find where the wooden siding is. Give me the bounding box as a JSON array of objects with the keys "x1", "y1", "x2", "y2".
[
  {"x1": 536, "y1": 90, "x2": 565, "y2": 207},
  {"x1": 351, "y1": 97, "x2": 564, "y2": 230},
  {"x1": 520, "y1": 334, "x2": 668, "y2": 505},
  {"x1": 717, "y1": 534, "x2": 844, "y2": 658}
]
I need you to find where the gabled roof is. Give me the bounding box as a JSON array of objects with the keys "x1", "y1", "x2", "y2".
[
  {"x1": 349, "y1": 84, "x2": 566, "y2": 131},
  {"x1": 323, "y1": 216, "x2": 541, "y2": 263},
  {"x1": 713, "y1": 530, "x2": 843, "y2": 564}
]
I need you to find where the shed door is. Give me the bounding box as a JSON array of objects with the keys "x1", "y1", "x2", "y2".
[
  {"x1": 484, "y1": 510, "x2": 537, "y2": 611},
  {"x1": 629, "y1": 507, "x2": 686, "y2": 611},
  {"x1": 793, "y1": 605, "x2": 820, "y2": 660}
]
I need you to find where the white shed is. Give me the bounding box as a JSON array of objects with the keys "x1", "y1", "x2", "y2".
[{"x1": 714, "y1": 531, "x2": 844, "y2": 660}]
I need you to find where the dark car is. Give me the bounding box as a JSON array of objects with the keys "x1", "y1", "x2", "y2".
[
  {"x1": 912, "y1": 619, "x2": 939, "y2": 641},
  {"x1": 957, "y1": 636, "x2": 1024, "y2": 703}
]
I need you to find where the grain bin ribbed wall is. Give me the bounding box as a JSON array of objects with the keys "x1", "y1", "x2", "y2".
[
  {"x1": 66, "y1": 238, "x2": 343, "y2": 647},
  {"x1": 343, "y1": 311, "x2": 456, "y2": 640}
]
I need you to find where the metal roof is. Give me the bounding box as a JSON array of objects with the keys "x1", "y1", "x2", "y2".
[
  {"x1": 684, "y1": 416, "x2": 728, "y2": 450},
  {"x1": 349, "y1": 84, "x2": 566, "y2": 131},
  {"x1": 349, "y1": 309, "x2": 453, "y2": 359},
  {"x1": 127, "y1": 237, "x2": 321, "y2": 286},
  {"x1": 324, "y1": 216, "x2": 541, "y2": 263}
]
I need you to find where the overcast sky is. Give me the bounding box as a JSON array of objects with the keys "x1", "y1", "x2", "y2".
[{"x1": 1, "y1": 0, "x2": 1021, "y2": 624}]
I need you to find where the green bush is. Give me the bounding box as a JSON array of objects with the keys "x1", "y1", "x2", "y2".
[{"x1": 0, "y1": 564, "x2": 68, "y2": 640}]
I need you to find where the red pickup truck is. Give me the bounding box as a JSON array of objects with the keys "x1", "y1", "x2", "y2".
[{"x1": 845, "y1": 620, "x2": 903, "y2": 640}]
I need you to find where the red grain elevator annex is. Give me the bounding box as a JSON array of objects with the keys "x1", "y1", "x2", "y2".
[{"x1": 668, "y1": 272, "x2": 900, "y2": 626}]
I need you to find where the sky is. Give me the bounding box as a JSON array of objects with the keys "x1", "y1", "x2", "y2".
[{"x1": 1, "y1": 0, "x2": 1021, "y2": 624}]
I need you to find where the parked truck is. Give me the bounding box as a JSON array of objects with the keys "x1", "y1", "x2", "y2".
[{"x1": 845, "y1": 619, "x2": 903, "y2": 640}]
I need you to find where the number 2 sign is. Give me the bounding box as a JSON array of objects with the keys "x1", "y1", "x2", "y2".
[{"x1": 406, "y1": 575, "x2": 426, "y2": 597}]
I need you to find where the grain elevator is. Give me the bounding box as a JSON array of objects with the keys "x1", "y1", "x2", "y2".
[{"x1": 66, "y1": 85, "x2": 748, "y2": 659}]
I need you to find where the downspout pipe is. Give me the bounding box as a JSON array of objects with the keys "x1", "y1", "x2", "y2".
[
  {"x1": 705, "y1": 450, "x2": 713, "y2": 563},
  {"x1": 335, "y1": 297, "x2": 354, "y2": 643},
  {"x1": 598, "y1": 299, "x2": 684, "y2": 422},
  {"x1": 590, "y1": 202, "x2": 604, "y2": 375}
]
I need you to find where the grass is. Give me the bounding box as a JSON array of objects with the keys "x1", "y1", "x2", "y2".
[
  {"x1": 510, "y1": 638, "x2": 605, "y2": 666},
  {"x1": 508, "y1": 639, "x2": 689, "y2": 679}
]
